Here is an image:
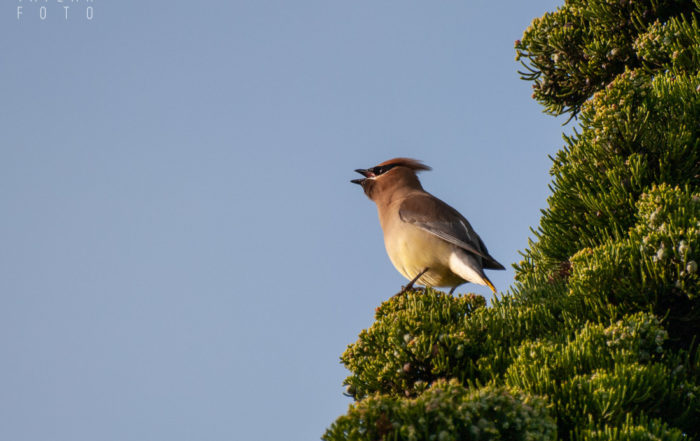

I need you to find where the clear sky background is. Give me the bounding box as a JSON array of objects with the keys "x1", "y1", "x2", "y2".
[{"x1": 2, "y1": 1, "x2": 567, "y2": 440}]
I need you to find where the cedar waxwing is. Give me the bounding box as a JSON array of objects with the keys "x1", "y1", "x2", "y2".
[{"x1": 351, "y1": 158, "x2": 505, "y2": 294}]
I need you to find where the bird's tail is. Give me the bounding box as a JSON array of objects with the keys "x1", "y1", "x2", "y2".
[
  {"x1": 483, "y1": 275, "x2": 497, "y2": 294},
  {"x1": 449, "y1": 250, "x2": 498, "y2": 294}
]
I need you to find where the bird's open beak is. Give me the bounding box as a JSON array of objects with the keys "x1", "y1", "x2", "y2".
[{"x1": 351, "y1": 169, "x2": 369, "y2": 185}]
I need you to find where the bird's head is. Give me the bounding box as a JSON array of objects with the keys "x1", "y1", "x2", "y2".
[{"x1": 351, "y1": 158, "x2": 431, "y2": 201}]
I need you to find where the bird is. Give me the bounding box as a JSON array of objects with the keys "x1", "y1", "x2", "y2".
[{"x1": 351, "y1": 157, "x2": 505, "y2": 295}]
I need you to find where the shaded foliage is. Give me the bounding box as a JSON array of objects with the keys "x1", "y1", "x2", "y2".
[{"x1": 326, "y1": 380, "x2": 557, "y2": 441}]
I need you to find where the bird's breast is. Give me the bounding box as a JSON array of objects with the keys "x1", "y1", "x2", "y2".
[{"x1": 382, "y1": 221, "x2": 464, "y2": 287}]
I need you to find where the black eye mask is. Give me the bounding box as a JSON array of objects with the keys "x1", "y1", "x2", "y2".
[{"x1": 369, "y1": 164, "x2": 398, "y2": 176}]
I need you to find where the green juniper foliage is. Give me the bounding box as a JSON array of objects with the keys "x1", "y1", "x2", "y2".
[
  {"x1": 326, "y1": 380, "x2": 557, "y2": 441},
  {"x1": 325, "y1": 1, "x2": 700, "y2": 440}
]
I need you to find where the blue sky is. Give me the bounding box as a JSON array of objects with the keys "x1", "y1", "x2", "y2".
[{"x1": 2, "y1": 1, "x2": 565, "y2": 440}]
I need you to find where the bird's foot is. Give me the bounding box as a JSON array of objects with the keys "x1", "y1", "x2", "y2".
[{"x1": 392, "y1": 267, "x2": 430, "y2": 298}]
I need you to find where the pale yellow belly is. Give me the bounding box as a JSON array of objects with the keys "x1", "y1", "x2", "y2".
[{"x1": 384, "y1": 224, "x2": 465, "y2": 287}]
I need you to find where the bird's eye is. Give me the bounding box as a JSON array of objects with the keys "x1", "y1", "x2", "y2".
[{"x1": 372, "y1": 165, "x2": 397, "y2": 176}]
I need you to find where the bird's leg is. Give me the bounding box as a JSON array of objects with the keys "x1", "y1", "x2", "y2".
[
  {"x1": 394, "y1": 267, "x2": 430, "y2": 297},
  {"x1": 449, "y1": 286, "x2": 457, "y2": 295},
  {"x1": 404, "y1": 267, "x2": 429, "y2": 291}
]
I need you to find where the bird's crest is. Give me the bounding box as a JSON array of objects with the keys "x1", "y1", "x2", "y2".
[{"x1": 377, "y1": 158, "x2": 431, "y2": 172}]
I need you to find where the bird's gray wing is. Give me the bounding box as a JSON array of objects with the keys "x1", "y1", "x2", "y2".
[{"x1": 399, "y1": 193, "x2": 505, "y2": 269}]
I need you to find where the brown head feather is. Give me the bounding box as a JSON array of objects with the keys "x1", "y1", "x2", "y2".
[
  {"x1": 356, "y1": 158, "x2": 429, "y2": 201},
  {"x1": 376, "y1": 158, "x2": 431, "y2": 172}
]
